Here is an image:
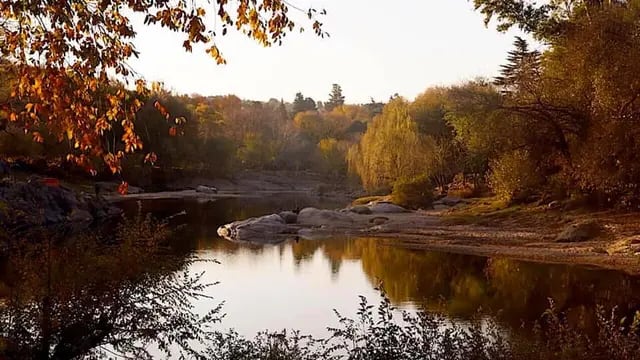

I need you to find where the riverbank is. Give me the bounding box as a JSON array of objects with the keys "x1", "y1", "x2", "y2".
[
  {"x1": 364, "y1": 198, "x2": 640, "y2": 275},
  {"x1": 215, "y1": 195, "x2": 640, "y2": 275},
  {"x1": 104, "y1": 170, "x2": 354, "y2": 203}
]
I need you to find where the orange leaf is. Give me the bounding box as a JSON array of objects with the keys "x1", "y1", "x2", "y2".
[
  {"x1": 118, "y1": 181, "x2": 129, "y2": 195},
  {"x1": 144, "y1": 152, "x2": 158, "y2": 164},
  {"x1": 33, "y1": 132, "x2": 44, "y2": 143}
]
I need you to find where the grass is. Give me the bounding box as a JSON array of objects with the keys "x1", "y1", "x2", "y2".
[
  {"x1": 351, "y1": 195, "x2": 392, "y2": 206},
  {"x1": 442, "y1": 197, "x2": 545, "y2": 226}
]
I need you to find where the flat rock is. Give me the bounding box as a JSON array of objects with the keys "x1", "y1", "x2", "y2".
[
  {"x1": 369, "y1": 216, "x2": 389, "y2": 225},
  {"x1": 433, "y1": 204, "x2": 450, "y2": 211},
  {"x1": 349, "y1": 205, "x2": 373, "y2": 215},
  {"x1": 297, "y1": 207, "x2": 354, "y2": 226},
  {"x1": 369, "y1": 203, "x2": 410, "y2": 214},
  {"x1": 196, "y1": 185, "x2": 218, "y2": 194},
  {"x1": 441, "y1": 196, "x2": 463, "y2": 206}
]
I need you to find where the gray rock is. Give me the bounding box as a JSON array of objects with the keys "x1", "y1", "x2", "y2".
[
  {"x1": 369, "y1": 216, "x2": 389, "y2": 225},
  {"x1": 196, "y1": 185, "x2": 218, "y2": 194},
  {"x1": 555, "y1": 220, "x2": 602, "y2": 242},
  {"x1": 68, "y1": 209, "x2": 92, "y2": 222},
  {"x1": 127, "y1": 185, "x2": 144, "y2": 194},
  {"x1": 441, "y1": 196, "x2": 463, "y2": 206},
  {"x1": 217, "y1": 214, "x2": 287, "y2": 243},
  {"x1": 349, "y1": 205, "x2": 373, "y2": 215},
  {"x1": 297, "y1": 207, "x2": 354, "y2": 226},
  {"x1": 369, "y1": 203, "x2": 410, "y2": 214},
  {"x1": 433, "y1": 204, "x2": 450, "y2": 211},
  {"x1": 278, "y1": 211, "x2": 298, "y2": 224}
]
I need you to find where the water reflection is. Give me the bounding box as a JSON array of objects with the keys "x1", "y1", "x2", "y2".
[
  {"x1": 197, "y1": 235, "x2": 640, "y2": 335},
  {"x1": 133, "y1": 197, "x2": 640, "y2": 336},
  {"x1": 0, "y1": 216, "x2": 217, "y2": 359},
  {"x1": 3, "y1": 196, "x2": 640, "y2": 358}
]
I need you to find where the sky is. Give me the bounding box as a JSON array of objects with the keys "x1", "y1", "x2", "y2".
[{"x1": 129, "y1": 0, "x2": 526, "y2": 104}]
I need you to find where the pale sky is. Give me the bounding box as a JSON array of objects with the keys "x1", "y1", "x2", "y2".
[{"x1": 129, "y1": 0, "x2": 526, "y2": 104}]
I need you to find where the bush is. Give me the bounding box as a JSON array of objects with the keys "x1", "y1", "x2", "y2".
[
  {"x1": 392, "y1": 176, "x2": 434, "y2": 209},
  {"x1": 489, "y1": 150, "x2": 542, "y2": 203}
]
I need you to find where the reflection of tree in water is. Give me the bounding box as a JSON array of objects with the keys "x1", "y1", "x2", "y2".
[
  {"x1": 282, "y1": 237, "x2": 640, "y2": 331},
  {"x1": 0, "y1": 215, "x2": 219, "y2": 359}
]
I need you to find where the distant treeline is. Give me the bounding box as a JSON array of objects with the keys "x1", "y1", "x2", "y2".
[{"x1": 2, "y1": 1, "x2": 640, "y2": 206}]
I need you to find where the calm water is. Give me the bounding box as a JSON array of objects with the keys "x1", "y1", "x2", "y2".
[
  {"x1": 4, "y1": 195, "x2": 640, "y2": 356},
  {"x1": 120, "y1": 196, "x2": 640, "y2": 337}
]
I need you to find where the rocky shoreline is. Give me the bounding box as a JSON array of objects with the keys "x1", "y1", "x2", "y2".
[
  {"x1": 216, "y1": 198, "x2": 640, "y2": 275},
  {"x1": 217, "y1": 202, "x2": 426, "y2": 244},
  {"x1": 0, "y1": 179, "x2": 122, "y2": 233}
]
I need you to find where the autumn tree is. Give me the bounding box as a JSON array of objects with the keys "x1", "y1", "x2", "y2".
[
  {"x1": 348, "y1": 98, "x2": 436, "y2": 191},
  {"x1": 325, "y1": 84, "x2": 345, "y2": 111},
  {"x1": 0, "y1": 0, "x2": 326, "y2": 180}
]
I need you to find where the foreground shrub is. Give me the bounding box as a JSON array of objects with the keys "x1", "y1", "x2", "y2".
[
  {"x1": 489, "y1": 150, "x2": 543, "y2": 203},
  {"x1": 392, "y1": 176, "x2": 434, "y2": 209}
]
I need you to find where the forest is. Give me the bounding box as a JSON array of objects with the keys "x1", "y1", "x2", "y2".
[
  {"x1": 4, "y1": 0, "x2": 640, "y2": 359},
  {"x1": 2, "y1": 1, "x2": 640, "y2": 210}
]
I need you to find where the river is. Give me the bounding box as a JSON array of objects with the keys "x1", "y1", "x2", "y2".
[
  {"x1": 3, "y1": 194, "x2": 640, "y2": 357},
  {"x1": 121, "y1": 196, "x2": 640, "y2": 337}
]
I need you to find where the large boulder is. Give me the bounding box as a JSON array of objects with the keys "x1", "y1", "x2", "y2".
[
  {"x1": 369, "y1": 203, "x2": 410, "y2": 214},
  {"x1": 555, "y1": 220, "x2": 602, "y2": 242},
  {"x1": 217, "y1": 214, "x2": 288, "y2": 243},
  {"x1": 297, "y1": 208, "x2": 354, "y2": 227}
]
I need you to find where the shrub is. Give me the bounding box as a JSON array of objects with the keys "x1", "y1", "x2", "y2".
[
  {"x1": 392, "y1": 176, "x2": 434, "y2": 209},
  {"x1": 489, "y1": 150, "x2": 543, "y2": 203}
]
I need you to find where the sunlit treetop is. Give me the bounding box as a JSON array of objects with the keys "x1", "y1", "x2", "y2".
[
  {"x1": 0, "y1": 0, "x2": 326, "y2": 179},
  {"x1": 473, "y1": 0, "x2": 624, "y2": 40}
]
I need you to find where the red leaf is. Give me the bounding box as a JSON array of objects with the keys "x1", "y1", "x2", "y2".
[{"x1": 118, "y1": 181, "x2": 129, "y2": 195}]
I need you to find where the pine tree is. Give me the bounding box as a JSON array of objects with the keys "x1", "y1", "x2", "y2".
[
  {"x1": 292, "y1": 92, "x2": 317, "y2": 115},
  {"x1": 494, "y1": 37, "x2": 541, "y2": 96},
  {"x1": 326, "y1": 84, "x2": 345, "y2": 111}
]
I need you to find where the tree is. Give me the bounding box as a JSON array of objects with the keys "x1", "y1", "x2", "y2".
[
  {"x1": 326, "y1": 84, "x2": 345, "y2": 111},
  {"x1": 292, "y1": 93, "x2": 317, "y2": 115},
  {"x1": 410, "y1": 87, "x2": 453, "y2": 138},
  {"x1": 494, "y1": 37, "x2": 541, "y2": 97},
  {"x1": 347, "y1": 98, "x2": 436, "y2": 191},
  {"x1": 0, "y1": 0, "x2": 326, "y2": 178}
]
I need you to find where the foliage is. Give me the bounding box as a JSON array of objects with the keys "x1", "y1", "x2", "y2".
[
  {"x1": 317, "y1": 138, "x2": 348, "y2": 179},
  {"x1": 293, "y1": 93, "x2": 318, "y2": 115},
  {"x1": 392, "y1": 176, "x2": 435, "y2": 210},
  {"x1": 326, "y1": 84, "x2": 346, "y2": 112},
  {"x1": 489, "y1": 150, "x2": 543, "y2": 203},
  {"x1": 0, "y1": 213, "x2": 221, "y2": 359},
  {"x1": 348, "y1": 98, "x2": 436, "y2": 191},
  {"x1": 0, "y1": 0, "x2": 326, "y2": 175}
]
